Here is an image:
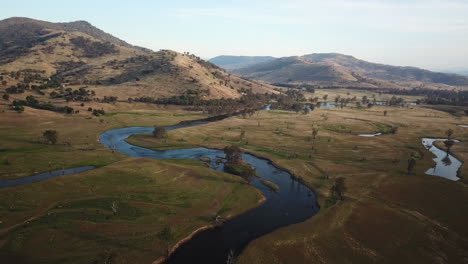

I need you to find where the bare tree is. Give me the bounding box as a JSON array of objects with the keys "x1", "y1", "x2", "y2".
[
  {"x1": 226, "y1": 250, "x2": 237, "y2": 264},
  {"x1": 312, "y1": 127, "x2": 319, "y2": 139},
  {"x1": 111, "y1": 201, "x2": 119, "y2": 215},
  {"x1": 407, "y1": 157, "x2": 416, "y2": 174}
]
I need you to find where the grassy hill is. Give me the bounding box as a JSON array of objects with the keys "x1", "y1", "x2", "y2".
[
  {"x1": 212, "y1": 54, "x2": 468, "y2": 90},
  {"x1": 0, "y1": 17, "x2": 277, "y2": 101}
]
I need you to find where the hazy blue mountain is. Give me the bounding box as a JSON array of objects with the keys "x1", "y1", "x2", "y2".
[
  {"x1": 224, "y1": 53, "x2": 468, "y2": 88},
  {"x1": 209, "y1": 55, "x2": 276, "y2": 71}
]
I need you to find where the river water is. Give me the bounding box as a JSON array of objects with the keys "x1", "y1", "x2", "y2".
[{"x1": 421, "y1": 138, "x2": 462, "y2": 181}]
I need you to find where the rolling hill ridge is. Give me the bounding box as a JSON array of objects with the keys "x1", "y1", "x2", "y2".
[
  {"x1": 210, "y1": 54, "x2": 468, "y2": 89},
  {"x1": 0, "y1": 17, "x2": 276, "y2": 100}
]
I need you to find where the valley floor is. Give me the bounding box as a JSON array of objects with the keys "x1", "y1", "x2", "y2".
[
  {"x1": 1, "y1": 96, "x2": 468, "y2": 263},
  {"x1": 0, "y1": 103, "x2": 262, "y2": 263},
  {"x1": 129, "y1": 103, "x2": 468, "y2": 264}
]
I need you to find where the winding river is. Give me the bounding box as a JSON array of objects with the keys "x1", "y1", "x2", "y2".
[{"x1": 100, "y1": 119, "x2": 319, "y2": 263}]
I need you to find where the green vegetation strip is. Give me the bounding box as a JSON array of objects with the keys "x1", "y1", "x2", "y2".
[{"x1": 260, "y1": 179, "x2": 280, "y2": 192}]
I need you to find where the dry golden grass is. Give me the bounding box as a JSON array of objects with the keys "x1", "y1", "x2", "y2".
[{"x1": 129, "y1": 103, "x2": 468, "y2": 264}]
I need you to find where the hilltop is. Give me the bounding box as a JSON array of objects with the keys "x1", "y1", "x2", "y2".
[
  {"x1": 0, "y1": 17, "x2": 277, "y2": 101},
  {"x1": 210, "y1": 53, "x2": 468, "y2": 90}
]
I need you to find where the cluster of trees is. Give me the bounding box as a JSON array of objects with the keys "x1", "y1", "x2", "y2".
[
  {"x1": 306, "y1": 85, "x2": 468, "y2": 106},
  {"x1": 5, "y1": 75, "x2": 62, "y2": 94},
  {"x1": 223, "y1": 145, "x2": 257, "y2": 184},
  {"x1": 385, "y1": 88, "x2": 468, "y2": 106},
  {"x1": 5, "y1": 82, "x2": 30, "y2": 94},
  {"x1": 271, "y1": 90, "x2": 316, "y2": 113},
  {"x1": 134, "y1": 91, "x2": 271, "y2": 115},
  {"x1": 100, "y1": 96, "x2": 118, "y2": 103},
  {"x1": 51, "y1": 87, "x2": 94, "y2": 102},
  {"x1": 12, "y1": 96, "x2": 74, "y2": 114},
  {"x1": 70, "y1": 37, "x2": 117, "y2": 58},
  {"x1": 132, "y1": 87, "x2": 320, "y2": 115},
  {"x1": 387, "y1": 96, "x2": 405, "y2": 106},
  {"x1": 92, "y1": 109, "x2": 105, "y2": 116},
  {"x1": 97, "y1": 52, "x2": 180, "y2": 85},
  {"x1": 153, "y1": 127, "x2": 168, "y2": 139},
  {"x1": 271, "y1": 83, "x2": 316, "y2": 93},
  {"x1": 325, "y1": 177, "x2": 347, "y2": 207},
  {"x1": 43, "y1": 130, "x2": 58, "y2": 144}
]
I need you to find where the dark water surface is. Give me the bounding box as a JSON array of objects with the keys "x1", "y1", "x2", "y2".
[{"x1": 0, "y1": 166, "x2": 95, "y2": 188}]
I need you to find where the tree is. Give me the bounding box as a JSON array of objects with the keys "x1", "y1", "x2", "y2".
[
  {"x1": 444, "y1": 139, "x2": 455, "y2": 153},
  {"x1": 226, "y1": 250, "x2": 238, "y2": 264},
  {"x1": 2, "y1": 93, "x2": 9, "y2": 101},
  {"x1": 407, "y1": 156, "x2": 416, "y2": 174},
  {"x1": 362, "y1": 96, "x2": 368, "y2": 104},
  {"x1": 445, "y1": 129, "x2": 453, "y2": 140},
  {"x1": 153, "y1": 127, "x2": 168, "y2": 139},
  {"x1": 239, "y1": 130, "x2": 246, "y2": 141},
  {"x1": 43, "y1": 130, "x2": 58, "y2": 144},
  {"x1": 241, "y1": 165, "x2": 256, "y2": 184},
  {"x1": 157, "y1": 226, "x2": 175, "y2": 257},
  {"x1": 13, "y1": 104, "x2": 24, "y2": 113},
  {"x1": 224, "y1": 145, "x2": 242, "y2": 164},
  {"x1": 111, "y1": 201, "x2": 119, "y2": 215},
  {"x1": 330, "y1": 177, "x2": 346, "y2": 201},
  {"x1": 312, "y1": 127, "x2": 319, "y2": 139},
  {"x1": 292, "y1": 103, "x2": 302, "y2": 113},
  {"x1": 322, "y1": 94, "x2": 328, "y2": 101}
]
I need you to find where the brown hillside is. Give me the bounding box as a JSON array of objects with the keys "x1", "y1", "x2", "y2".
[{"x1": 0, "y1": 17, "x2": 277, "y2": 100}]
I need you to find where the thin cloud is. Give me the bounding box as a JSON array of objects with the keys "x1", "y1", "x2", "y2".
[
  {"x1": 171, "y1": 7, "x2": 312, "y2": 25},
  {"x1": 171, "y1": 0, "x2": 468, "y2": 33}
]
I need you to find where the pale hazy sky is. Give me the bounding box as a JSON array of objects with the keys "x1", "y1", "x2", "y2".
[{"x1": 1, "y1": 0, "x2": 468, "y2": 71}]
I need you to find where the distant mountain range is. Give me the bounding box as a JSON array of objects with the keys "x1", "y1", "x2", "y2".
[
  {"x1": 210, "y1": 54, "x2": 468, "y2": 89},
  {"x1": 439, "y1": 69, "x2": 468, "y2": 77},
  {"x1": 0, "y1": 17, "x2": 276, "y2": 99}
]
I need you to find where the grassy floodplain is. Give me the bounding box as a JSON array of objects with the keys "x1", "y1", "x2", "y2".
[
  {"x1": 128, "y1": 92, "x2": 468, "y2": 264},
  {"x1": 0, "y1": 102, "x2": 263, "y2": 263}
]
